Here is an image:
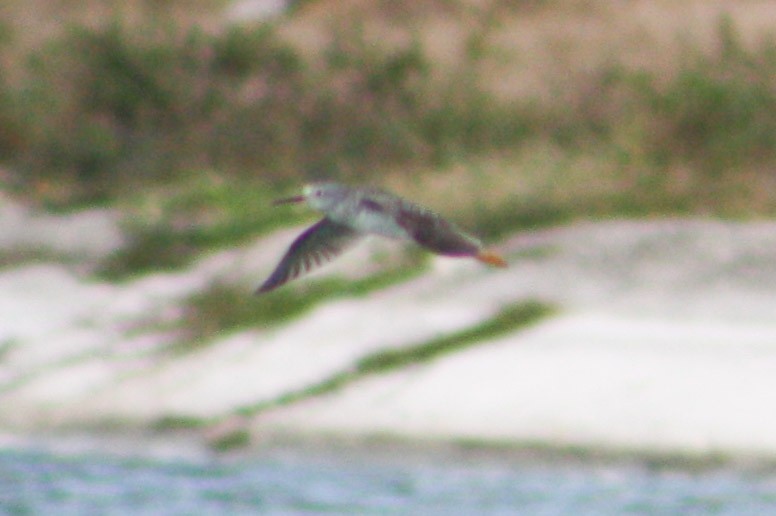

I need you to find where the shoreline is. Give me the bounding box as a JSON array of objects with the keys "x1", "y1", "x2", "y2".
[
  {"x1": 4, "y1": 217, "x2": 776, "y2": 466},
  {"x1": 3, "y1": 428, "x2": 776, "y2": 473}
]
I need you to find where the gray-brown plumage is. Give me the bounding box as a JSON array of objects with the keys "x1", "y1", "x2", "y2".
[{"x1": 256, "y1": 182, "x2": 506, "y2": 294}]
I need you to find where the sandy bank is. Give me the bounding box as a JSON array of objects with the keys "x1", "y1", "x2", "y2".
[{"x1": 2, "y1": 200, "x2": 776, "y2": 458}]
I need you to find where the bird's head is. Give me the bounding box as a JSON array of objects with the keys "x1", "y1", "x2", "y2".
[{"x1": 273, "y1": 182, "x2": 350, "y2": 213}]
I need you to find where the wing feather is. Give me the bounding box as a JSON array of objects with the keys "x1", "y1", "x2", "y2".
[
  {"x1": 256, "y1": 218, "x2": 360, "y2": 294},
  {"x1": 396, "y1": 205, "x2": 481, "y2": 257}
]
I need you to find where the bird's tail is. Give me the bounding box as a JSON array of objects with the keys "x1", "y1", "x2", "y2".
[{"x1": 475, "y1": 250, "x2": 508, "y2": 268}]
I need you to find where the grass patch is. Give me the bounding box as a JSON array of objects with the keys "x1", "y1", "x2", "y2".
[
  {"x1": 470, "y1": 182, "x2": 703, "y2": 241},
  {"x1": 2, "y1": 16, "x2": 533, "y2": 208},
  {"x1": 0, "y1": 7, "x2": 774, "y2": 278},
  {"x1": 97, "y1": 173, "x2": 306, "y2": 279},
  {"x1": 356, "y1": 300, "x2": 554, "y2": 373},
  {"x1": 151, "y1": 415, "x2": 206, "y2": 431},
  {"x1": 4, "y1": 21, "x2": 309, "y2": 206},
  {"x1": 550, "y1": 19, "x2": 776, "y2": 182},
  {"x1": 0, "y1": 248, "x2": 77, "y2": 269},
  {"x1": 232, "y1": 300, "x2": 555, "y2": 418},
  {"x1": 0, "y1": 338, "x2": 18, "y2": 363},
  {"x1": 169, "y1": 252, "x2": 428, "y2": 353},
  {"x1": 209, "y1": 428, "x2": 251, "y2": 452},
  {"x1": 151, "y1": 414, "x2": 250, "y2": 452}
]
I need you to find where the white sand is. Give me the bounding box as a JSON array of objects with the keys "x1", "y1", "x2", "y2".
[
  {"x1": 2, "y1": 198, "x2": 776, "y2": 458},
  {"x1": 258, "y1": 312, "x2": 776, "y2": 456}
]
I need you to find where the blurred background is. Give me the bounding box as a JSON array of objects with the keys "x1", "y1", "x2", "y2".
[
  {"x1": 3, "y1": 0, "x2": 776, "y2": 513},
  {"x1": 2, "y1": 0, "x2": 775, "y2": 271}
]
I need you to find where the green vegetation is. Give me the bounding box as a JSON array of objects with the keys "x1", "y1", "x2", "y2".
[
  {"x1": 233, "y1": 300, "x2": 555, "y2": 417},
  {"x1": 209, "y1": 428, "x2": 251, "y2": 452},
  {"x1": 355, "y1": 300, "x2": 554, "y2": 372},
  {"x1": 151, "y1": 414, "x2": 250, "y2": 452},
  {"x1": 170, "y1": 251, "x2": 428, "y2": 353},
  {"x1": 0, "y1": 249, "x2": 76, "y2": 270},
  {"x1": 1, "y1": 9, "x2": 771, "y2": 201},
  {"x1": 0, "y1": 338, "x2": 17, "y2": 363},
  {"x1": 151, "y1": 414, "x2": 205, "y2": 431},
  {"x1": 150, "y1": 296, "x2": 553, "y2": 450},
  {"x1": 0, "y1": 4, "x2": 774, "y2": 275},
  {"x1": 3, "y1": 22, "x2": 306, "y2": 205},
  {"x1": 1, "y1": 17, "x2": 529, "y2": 206},
  {"x1": 97, "y1": 172, "x2": 310, "y2": 279}
]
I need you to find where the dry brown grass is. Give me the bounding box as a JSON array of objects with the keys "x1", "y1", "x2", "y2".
[
  {"x1": 380, "y1": 142, "x2": 656, "y2": 239},
  {"x1": 281, "y1": 0, "x2": 776, "y2": 99},
  {"x1": 4, "y1": 0, "x2": 772, "y2": 85},
  {"x1": 3, "y1": 0, "x2": 776, "y2": 241},
  {"x1": 0, "y1": 0, "x2": 226, "y2": 86},
  {"x1": 279, "y1": 1, "x2": 776, "y2": 227},
  {"x1": 291, "y1": 0, "x2": 776, "y2": 232}
]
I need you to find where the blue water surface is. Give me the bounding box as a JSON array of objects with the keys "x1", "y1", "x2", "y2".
[{"x1": 1, "y1": 439, "x2": 776, "y2": 515}]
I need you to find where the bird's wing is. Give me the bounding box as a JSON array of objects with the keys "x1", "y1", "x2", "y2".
[
  {"x1": 396, "y1": 205, "x2": 481, "y2": 257},
  {"x1": 255, "y1": 218, "x2": 361, "y2": 294}
]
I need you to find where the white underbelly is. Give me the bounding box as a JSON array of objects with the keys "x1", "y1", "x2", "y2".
[{"x1": 350, "y1": 210, "x2": 409, "y2": 240}]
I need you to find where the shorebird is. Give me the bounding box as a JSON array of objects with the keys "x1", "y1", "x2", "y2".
[{"x1": 256, "y1": 182, "x2": 507, "y2": 293}]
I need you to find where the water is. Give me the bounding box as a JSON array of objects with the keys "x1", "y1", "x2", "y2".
[{"x1": 2, "y1": 439, "x2": 776, "y2": 515}]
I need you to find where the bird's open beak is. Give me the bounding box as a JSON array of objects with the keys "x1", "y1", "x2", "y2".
[{"x1": 272, "y1": 195, "x2": 305, "y2": 206}]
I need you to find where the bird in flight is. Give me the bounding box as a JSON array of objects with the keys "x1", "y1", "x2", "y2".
[{"x1": 256, "y1": 182, "x2": 507, "y2": 293}]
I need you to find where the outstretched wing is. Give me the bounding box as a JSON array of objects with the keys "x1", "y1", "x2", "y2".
[
  {"x1": 396, "y1": 204, "x2": 481, "y2": 257},
  {"x1": 255, "y1": 218, "x2": 360, "y2": 294}
]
